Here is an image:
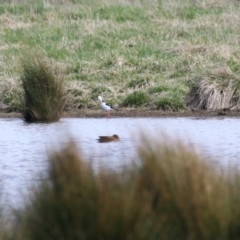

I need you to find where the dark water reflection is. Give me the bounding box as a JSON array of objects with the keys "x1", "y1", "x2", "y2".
[{"x1": 0, "y1": 117, "x2": 240, "y2": 208}]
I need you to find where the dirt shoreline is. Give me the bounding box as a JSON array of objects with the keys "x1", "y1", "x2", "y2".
[{"x1": 1, "y1": 109, "x2": 240, "y2": 119}]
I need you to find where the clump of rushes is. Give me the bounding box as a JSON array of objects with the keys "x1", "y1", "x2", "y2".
[
  {"x1": 148, "y1": 85, "x2": 186, "y2": 111},
  {"x1": 20, "y1": 55, "x2": 65, "y2": 122},
  {"x1": 13, "y1": 141, "x2": 145, "y2": 240},
  {"x1": 186, "y1": 69, "x2": 240, "y2": 110},
  {"x1": 11, "y1": 136, "x2": 240, "y2": 240},
  {"x1": 156, "y1": 96, "x2": 184, "y2": 111},
  {"x1": 121, "y1": 91, "x2": 148, "y2": 107},
  {"x1": 136, "y1": 136, "x2": 229, "y2": 240}
]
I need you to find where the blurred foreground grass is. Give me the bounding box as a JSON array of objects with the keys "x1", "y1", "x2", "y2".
[
  {"x1": 1, "y1": 0, "x2": 240, "y2": 112},
  {"x1": 0, "y1": 136, "x2": 239, "y2": 239}
]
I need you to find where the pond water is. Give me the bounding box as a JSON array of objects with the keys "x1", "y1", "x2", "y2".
[{"x1": 0, "y1": 116, "x2": 240, "y2": 209}]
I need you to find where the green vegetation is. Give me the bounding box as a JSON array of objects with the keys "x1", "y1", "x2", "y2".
[
  {"x1": 156, "y1": 96, "x2": 185, "y2": 111},
  {"x1": 20, "y1": 54, "x2": 65, "y2": 122},
  {"x1": 0, "y1": 0, "x2": 240, "y2": 112},
  {"x1": 0, "y1": 136, "x2": 238, "y2": 239},
  {"x1": 122, "y1": 91, "x2": 148, "y2": 107}
]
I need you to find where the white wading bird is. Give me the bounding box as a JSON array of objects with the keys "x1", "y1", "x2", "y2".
[{"x1": 98, "y1": 96, "x2": 117, "y2": 118}]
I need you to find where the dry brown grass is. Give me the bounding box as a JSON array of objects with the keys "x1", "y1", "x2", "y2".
[
  {"x1": 0, "y1": 78, "x2": 22, "y2": 112},
  {"x1": 186, "y1": 69, "x2": 240, "y2": 110}
]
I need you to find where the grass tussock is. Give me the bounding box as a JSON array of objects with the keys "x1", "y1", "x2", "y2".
[
  {"x1": 186, "y1": 69, "x2": 240, "y2": 110},
  {"x1": 20, "y1": 54, "x2": 65, "y2": 122},
  {"x1": 10, "y1": 137, "x2": 240, "y2": 240},
  {"x1": 121, "y1": 91, "x2": 148, "y2": 107},
  {"x1": 13, "y1": 142, "x2": 143, "y2": 240}
]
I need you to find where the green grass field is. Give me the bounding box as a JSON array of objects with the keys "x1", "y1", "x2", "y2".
[{"x1": 0, "y1": 0, "x2": 240, "y2": 112}]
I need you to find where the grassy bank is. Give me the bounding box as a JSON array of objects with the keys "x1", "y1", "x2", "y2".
[
  {"x1": 0, "y1": 0, "x2": 240, "y2": 113},
  {"x1": 0, "y1": 136, "x2": 238, "y2": 239}
]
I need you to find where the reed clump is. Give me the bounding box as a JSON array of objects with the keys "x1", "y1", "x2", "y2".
[
  {"x1": 20, "y1": 55, "x2": 65, "y2": 122},
  {"x1": 186, "y1": 69, "x2": 240, "y2": 110},
  {"x1": 13, "y1": 142, "x2": 144, "y2": 240},
  {"x1": 9, "y1": 136, "x2": 240, "y2": 240},
  {"x1": 136, "y1": 137, "x2": 231, "y2": 240}
]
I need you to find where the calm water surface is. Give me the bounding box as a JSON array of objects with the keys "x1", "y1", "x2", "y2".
[{"x1": 0, "y1": 117, "x2": 240, "y2": 208}]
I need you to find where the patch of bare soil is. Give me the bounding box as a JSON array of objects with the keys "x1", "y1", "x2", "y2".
[
  {"x1": 62, "y1": 108, "x2": 240, "y2": 118},
  {"x1": 1, "y1": 108, "x2": 240, "y2": 119}
]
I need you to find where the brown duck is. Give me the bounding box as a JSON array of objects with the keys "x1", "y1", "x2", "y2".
[{"x1": 97, "y1": 134, "x2": 120, "y2": 143}]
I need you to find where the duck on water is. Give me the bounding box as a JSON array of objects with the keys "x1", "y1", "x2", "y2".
[{"x1": 97, "y1": 134, "x2": 120, "y2": 143}]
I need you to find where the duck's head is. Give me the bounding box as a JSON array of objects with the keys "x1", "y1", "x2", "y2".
[{"x1": 112, "y1": 134, "x2": 120, "y2": 140}]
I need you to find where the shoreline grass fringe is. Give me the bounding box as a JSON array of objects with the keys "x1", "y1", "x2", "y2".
[
  {"x1": 20, "y1": 55, "x2": 66, "y2": 122},
  {"x1": 186, "y1": 69, "x2": 240, "y2": 110},
  {"x1": 8, "y1": 136, "x2": 240, "y2": 240}
]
